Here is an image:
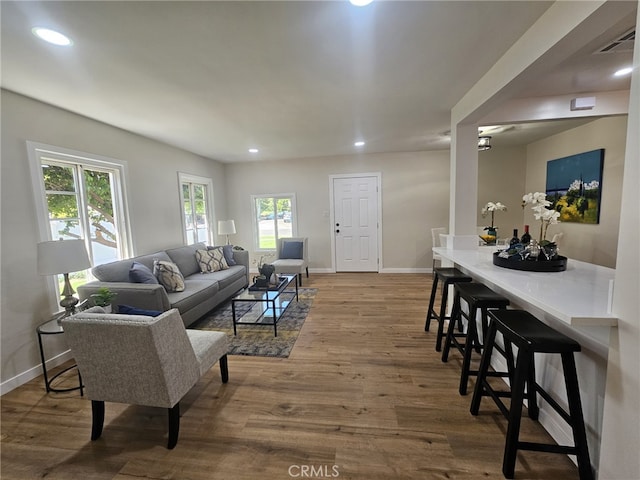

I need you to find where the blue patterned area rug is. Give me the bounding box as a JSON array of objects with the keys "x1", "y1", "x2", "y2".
[{"x1": 191, "y1": 288, "x2": 316, "y2": 358}]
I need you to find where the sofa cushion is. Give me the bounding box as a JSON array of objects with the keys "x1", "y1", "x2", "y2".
[
  {"x1": 166, "y1": 243, "x2": 206, "y2": 278},
  {"x1": 92, "y1": 251, "x2": 171, "y2": 282},
  {"x1": 167, "y1": 278, "x2": 219, "y2": 313},
  {"x1": 153, "y1": 260, "x2": 185, "y2": 292},
  {"x1": 197, "y1": 248, "x2": 228, "y2": 273},
  {"x1": 129, "y1": 261, "x2": 159, "y2": 284},
  {"x1": 280, "y1": 241, "x2": 303, "y2": 259},
  {"x1": 201, "y1": 265, "x2": 245, "y2": 291}
]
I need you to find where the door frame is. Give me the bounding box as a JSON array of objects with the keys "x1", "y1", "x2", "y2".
[{"x1": 329, "y1": 172, "x2": 383, "y2": 273}]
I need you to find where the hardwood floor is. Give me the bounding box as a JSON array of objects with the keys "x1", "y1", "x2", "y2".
[{"x1": 1, "y1": 273, "x2": 580, "y2": 479}]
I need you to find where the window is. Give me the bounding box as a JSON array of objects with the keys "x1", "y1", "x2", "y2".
[
  {"x1": 178, "y1": 173, "x2": 214, "y2": 245},
  {"x1": 28, "y1": 142, "x2": 132, "y2": 294},
  {"x1": 251, "y1": 194, "x2": 296, "y2": 250}
]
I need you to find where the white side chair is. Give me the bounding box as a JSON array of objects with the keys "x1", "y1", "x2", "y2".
[
  {"x1": 61, "y1": 308, "x2": 228, "y2": 449},
  {"x1": 431, "y1": 227, "x2": 447, "y2": 274},
  {"x1": 271, "y1": 237, "x2": 308, "y2": 286}
]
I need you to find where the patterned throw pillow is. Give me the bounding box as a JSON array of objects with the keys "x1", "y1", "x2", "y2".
[
  {"x1": 196, "y1": 248, "x2": 229, "y2": 273},
  {"x1": 153, "y1": 260, "x2": 185, "y2": 292}
]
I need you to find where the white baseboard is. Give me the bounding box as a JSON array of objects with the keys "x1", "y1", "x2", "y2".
[
  {"x1": 380, "y1": 267, "x2": 431, "y2": 274},
  {"x1": 308, "y1": 268, "x2": 333, "y2": 274},
  {"x1": 0, "y1": 349, "x2": 73, "y2": 396}
]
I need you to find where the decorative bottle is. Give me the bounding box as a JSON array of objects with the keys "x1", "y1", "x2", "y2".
[
  {"x1": 510, "y1": 229, "x2": 519, "y2": 247},
  {"x1": 520, "y1": 225, "x2": 531, "y2": 245}
]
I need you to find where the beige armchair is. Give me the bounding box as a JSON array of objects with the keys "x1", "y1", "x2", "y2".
[
  {"x1": 271, "y1": 237, "x2": 309, "y2": 286},
  {"x1": 61, "y1": 308, "x2": 228, "y2": 449}
]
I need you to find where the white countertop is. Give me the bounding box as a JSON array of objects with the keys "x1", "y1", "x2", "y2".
[{"x1": 434, "y1": 247, "x2": 618, "y2": 327}]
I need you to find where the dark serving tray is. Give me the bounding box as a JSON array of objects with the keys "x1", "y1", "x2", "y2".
[
  {"x1": 248, "y1": 277, "x2": 289, "y2": 291},
  {"x1": 492, "y1": 252, "x2": 567, "y2": 272}
]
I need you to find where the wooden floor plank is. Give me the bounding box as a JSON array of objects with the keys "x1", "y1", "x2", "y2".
[{"x1": 1, "y1": 273, "x2": 580, "y2": 479}]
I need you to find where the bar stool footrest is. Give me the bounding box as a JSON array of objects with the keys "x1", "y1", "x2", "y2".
[{"x1": 517, "y1": 441, "x2": 578, "y2": 456}]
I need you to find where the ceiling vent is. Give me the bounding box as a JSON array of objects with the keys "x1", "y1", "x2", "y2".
[{"x1": 594, "y1": 29, "x2": 635, "y2": 54}]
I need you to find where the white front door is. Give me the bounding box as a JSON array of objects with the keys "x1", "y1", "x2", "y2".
[{"x1": 332, "y1": 175, "x2": 380, "y2": 272}]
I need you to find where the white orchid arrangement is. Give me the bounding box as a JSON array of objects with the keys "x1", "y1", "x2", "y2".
[
  {"x1": 522, "y1": 192, "x2": 561, "y2": 243},
  {"x1": 481, "y1": 201, "x2": 507, "y2": 230},
  {"x1": 253, "y1": 253, "x2": 274, "y2": 267}
]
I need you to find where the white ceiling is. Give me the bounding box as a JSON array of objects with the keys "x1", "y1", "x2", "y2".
[{"x1": 1, "y1": 1, "x2": 636, "y2": 163}]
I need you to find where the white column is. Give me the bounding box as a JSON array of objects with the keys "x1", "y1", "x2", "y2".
[
  {"x1": 599, "y1": 4, "x2": 640, "y2": 477},
  {"x1": 447, "y1": 122, "x2": 479, "y2": 250}
]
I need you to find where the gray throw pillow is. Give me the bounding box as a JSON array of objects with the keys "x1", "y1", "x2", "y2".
[
  {"x1": 280, "y1": 241, "x2": 303, "y2": 259},
  {"x1": 129, "y1": 261, "x2": 159, "y2": 284},
  {"x1": 222, "y1": 244, "x2": 237, "y2": 266}
]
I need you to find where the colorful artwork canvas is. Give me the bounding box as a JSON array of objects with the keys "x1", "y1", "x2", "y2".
[{"x1": 545, "y1": 149, "x2": 604, "y2": 224}]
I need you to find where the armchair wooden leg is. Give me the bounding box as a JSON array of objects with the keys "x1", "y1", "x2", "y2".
[
  {"x1": 91, "y1": 400, "x2": 105, "y2": 441},
  {"x1": 167, "y1": 403, "x2": 180, "y2": 449},
  {"x1": 219, "y1": 354, "x2": 229, "y2": 383},
  {"x1": 306, "y1": 267, "x2": 309, "y2": 278}
]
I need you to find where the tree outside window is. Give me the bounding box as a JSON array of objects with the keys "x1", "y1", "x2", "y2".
[
  {"x1": 252, "y1": 194, "x2": 295, "y2": 250},
  {"x1": 40, "y1": 157, "x2": 128, "y2": 292}
]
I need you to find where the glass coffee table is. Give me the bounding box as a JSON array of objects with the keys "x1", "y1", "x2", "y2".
[{"x1": 232, "y1": 274, "x2": 298, "y2": 337}]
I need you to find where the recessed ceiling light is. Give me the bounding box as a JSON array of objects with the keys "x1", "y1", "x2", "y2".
[
  {"x1": 248, "y1": 148, "x2": 259, "y2": 153},
  {"x1": 32, "y1": 27, "x2": 73, "y2": 46},
  {"x1": 354, "y1": 141, "x2": 365, "y2": 147},
  {"x1": 350, "y1": 0, "x2": 373, "y2": 6},
  {"x1": 614, "y1": 67, "x2": 633, "y2": 77}
]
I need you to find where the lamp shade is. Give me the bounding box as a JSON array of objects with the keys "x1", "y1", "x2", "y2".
[
  {"x1": 217, "y1": 220, "x2": 236, "y2": 236},
  {"x1": 37, "y1": 239, "x2": 91, "y2": 275}
]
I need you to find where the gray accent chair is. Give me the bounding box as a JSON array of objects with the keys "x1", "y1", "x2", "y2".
[
  {"x1": 61, "y1": 307, "x2": 229, "y2": 449},
  {"x1": 271, "y1": 237, "x2": 309, "y2": 286}
]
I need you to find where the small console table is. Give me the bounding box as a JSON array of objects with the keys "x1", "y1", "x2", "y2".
[{"x1": 36, "y1": 313, "x2": 84, "y2": 395}]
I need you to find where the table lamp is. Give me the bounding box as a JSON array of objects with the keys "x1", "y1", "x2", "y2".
[
  {"x1": 37, "y1": 239, "x2": 91, "y2": 315},
  {"x1": 218, "y1": 220, "x2": 236, "y2": 245}
]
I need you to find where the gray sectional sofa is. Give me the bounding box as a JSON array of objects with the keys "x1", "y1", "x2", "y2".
[{"x1": 77, "y1": 243, "x2": 249, "y2": 326}]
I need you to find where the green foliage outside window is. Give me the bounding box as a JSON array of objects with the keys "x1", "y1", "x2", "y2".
[{"x1": 43, "y1": 164, "x2": 116, "y2": 248}]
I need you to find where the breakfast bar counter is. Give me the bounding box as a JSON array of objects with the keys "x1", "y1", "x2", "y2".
[
  {"x1": 433, "y1": 246, "x2": 617, "y2": 472},
  {"x1": 433, "y1": 247, "x2": 618, "y2": 328}
]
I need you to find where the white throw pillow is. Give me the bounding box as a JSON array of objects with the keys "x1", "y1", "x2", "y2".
[
  {"x1": 153, "y1": 260, "x2": 185, "y2": 292},
  {"x1": 196, "y1": 248, "x2": 229, "y2": 273}
]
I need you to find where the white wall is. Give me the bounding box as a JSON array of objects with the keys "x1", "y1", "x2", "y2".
[
  {"x1": 477, "y1": 145, "x2": 528, "y2": 238},
  {"x1": 223, "y1": 146, "x2": 532, "y2": 273},
  {"x1": 0, "y1": 90, "x2": 227, "y2": 391},
  {"x1": 223, "y1": 150, "x2": 451, "y2": 272},
  {"x1": 525, "y1": 116, "x2": 627, "y2": 268}
]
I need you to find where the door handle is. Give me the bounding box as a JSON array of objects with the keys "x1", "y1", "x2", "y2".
[{"x1": 335, "y1": 229, "x2": 340, "y2": 234}]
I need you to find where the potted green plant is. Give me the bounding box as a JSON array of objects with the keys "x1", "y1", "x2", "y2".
[{"x1": 91, "y1": 287, "x2": 117, "y2": 312}]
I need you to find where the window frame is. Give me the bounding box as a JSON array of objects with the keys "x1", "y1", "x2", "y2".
[
  {"x1": 28, "y1": 141, "x2": 133, "y2": 311},
  {"x1": 250, "y1": 193, "x2": 298, "y2": 252},
  {"x1": 178, "y1": 172, "x2": 215, "y2": 246}
]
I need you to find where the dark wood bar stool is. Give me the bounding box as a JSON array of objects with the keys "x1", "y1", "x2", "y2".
[
  {"x1": 424, "y1": 267, "x2": 472, "y2": 351},
  {"x1": 441, "y1": 282, "x2": 510, "y2": 395},
  {"x1": 470, "y1": 309, "x2": 593, "y2": 480}
]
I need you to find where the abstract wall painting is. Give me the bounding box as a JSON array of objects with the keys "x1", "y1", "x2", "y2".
[{"x1": 545, "y1": 149, "x2": 604, "y2": 224}]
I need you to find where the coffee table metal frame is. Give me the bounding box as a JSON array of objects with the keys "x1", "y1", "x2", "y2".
[{"x1": 231, "y1": 274, "x2": 298, "y2": 337}]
